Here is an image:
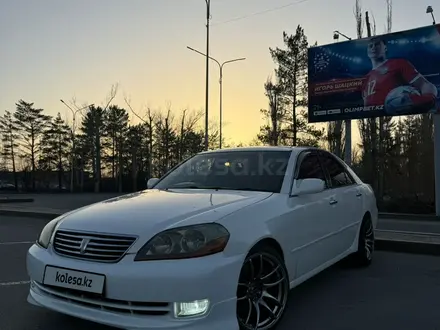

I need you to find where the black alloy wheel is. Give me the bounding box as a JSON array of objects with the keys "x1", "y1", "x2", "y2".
[
  {"x1": 236, "y1": 247, "x2": 289, "y2": 330},
  {"x1": 355, "y1": 217, "x2": 375, "y2": 266}
]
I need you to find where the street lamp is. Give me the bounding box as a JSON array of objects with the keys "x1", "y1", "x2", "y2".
[
  {"x1": 204, "y1": 0, "x2": 211, "y2": 151},
  {"x1": 332, "y1": 30, "x2": 352, "y2": 165},
  {"x1": 426, "y1": 6, "x2": 436, "y2": 25},
  {"x1": 60, "y1": 99, "x2": 94, "y2": 192},
  {"x1": 333, "y1": 30, "x2": 352, "y2": 41},
  {"x1": 187, "y1": 46, "x2": 246, "y2": 149}
]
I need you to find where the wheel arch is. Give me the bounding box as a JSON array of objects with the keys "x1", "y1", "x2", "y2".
[
  {"x1": 247, "y1": 237, "x2": 285, "y2": 263},
  {"x1": 363, "y1": 211, "x2": 371, "y2": 221},
  {"x1": 356, "y1": 210, "x2": 372, "y2": 237}
]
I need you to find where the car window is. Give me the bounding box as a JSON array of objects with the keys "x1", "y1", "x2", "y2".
[
  {"x1": 154, "y1": 150, "x2": 292, "y2": 193},
  {"x1": 319, "y1": 152, "x2": 354, "y2": 188},
  {"x1": 297, "y1": 153, "x2": 327, "y2": 183}
]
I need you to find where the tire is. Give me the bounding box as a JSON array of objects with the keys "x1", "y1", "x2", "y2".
[
  {"x1": 236, "y1": 246, "x2": 289, "y2": 330},
  {"x1": 351, "y1": 216, "x2": 375, "y2": 267}
]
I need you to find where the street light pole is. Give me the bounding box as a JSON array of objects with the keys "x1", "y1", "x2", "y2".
[
  {"x1": 426, "y1": 6, "x2": 440, "y2": 216},
  {"x1": 204, "y1": 0, "x2": 211, "y2": 151},
  {"x1": 187, "y1": 46, "x2": 246, "y2": 148},
  {"x1": 333, "y1": 30, "x2": 352, "y2": 41},
  {"x1": 426, "y1": 6, "x2": 436, "y2": 24},
  {"x1": 60, "y1": 99, "x2": 93, "y2": 192},
  {"x1": 219, "y1": 66, "x2": 223, "y2": 148},
  {"x1": 333, "y1": 30, "x2": 352, "y2": 165}
]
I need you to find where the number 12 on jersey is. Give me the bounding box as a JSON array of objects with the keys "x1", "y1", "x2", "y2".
[{"x1": 366, "y1": 79, "x2": 376, "y2": 96}]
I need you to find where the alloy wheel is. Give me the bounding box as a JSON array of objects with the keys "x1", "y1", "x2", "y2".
[
  {"x1": 237, "y1": 251, "x2": 288, "y2": 330},
  {"x1": 363, "y1": 219, "x2": 375, "y2": 260}
]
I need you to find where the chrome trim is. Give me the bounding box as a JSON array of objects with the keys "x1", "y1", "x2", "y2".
[{"x1": 52, "y1": 229, "x2": 138, "y2": 263}]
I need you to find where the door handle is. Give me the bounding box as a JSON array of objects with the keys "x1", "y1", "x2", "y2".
[
  {"x1": 356, "y1": 192, "x2": 362, "y2": 197},
  {"x1": 329, "y1": 199, "x2": 338, "y2": 205}
]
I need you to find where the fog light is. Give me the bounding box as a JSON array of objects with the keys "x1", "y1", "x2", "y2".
[{"x1": 173, "y1": 299, "x2": 210, "y2": 318}]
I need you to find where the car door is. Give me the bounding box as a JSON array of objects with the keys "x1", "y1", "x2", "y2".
[
  {"x1": 319, "y1": 151, "x2": 363, "y2": 256},
  {"x1": 286, "y1": 150, "x2": 341, "y2": 278}
]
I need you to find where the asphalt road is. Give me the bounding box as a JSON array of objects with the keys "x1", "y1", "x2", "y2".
[{"x1": 1, "y1": 216, "x2": 440, "y2": 330}]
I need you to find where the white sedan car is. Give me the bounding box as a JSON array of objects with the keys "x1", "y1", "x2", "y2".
[{"x1": 27, "y1": 146, "x2": 377, "y2": 330}]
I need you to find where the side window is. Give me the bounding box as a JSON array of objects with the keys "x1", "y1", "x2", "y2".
[
  {"x1": 297, "y1": 153, "x2": 326, "y2": 182},
  {"x1": 320, "y1": 153, "x2": 354, "y2": 188}
]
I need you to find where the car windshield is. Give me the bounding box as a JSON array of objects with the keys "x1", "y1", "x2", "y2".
[{"x1": 154, "y1": 150, "x2": 292, "y2": 193}]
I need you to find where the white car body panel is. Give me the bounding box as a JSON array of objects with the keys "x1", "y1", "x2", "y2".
[
  {"x1": 57, "y1": 189, "x2": 273, "y2": 251},
  {"x1": 26, "y1": 146, "x2": 378, "y2": 330}
]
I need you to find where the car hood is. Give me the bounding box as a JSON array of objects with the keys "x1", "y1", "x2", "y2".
[{"x1": 57, "y1": 189, "x2": 272, "y2": 236}]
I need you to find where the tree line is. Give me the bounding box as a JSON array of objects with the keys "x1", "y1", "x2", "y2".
[
  {"x1": 0, "y1": 87, "x2": 219, "y2": 193},
  {"x1": 0, "y1": 0, "x2": 433, "y2": 213}
]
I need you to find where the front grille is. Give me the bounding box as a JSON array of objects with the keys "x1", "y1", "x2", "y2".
[
  {"x1": 33, "y1": 281, "x2": 170, "y2": 316},
  {"x1": 53, "y1": 230, "x2": 137, "y2": 263}
]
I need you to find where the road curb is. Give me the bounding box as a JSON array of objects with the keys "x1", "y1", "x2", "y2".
[
  {"x1": 0, "y1": 209, "x2": 61, "y2": 220},
  {"x1": 0, "y1": 198, "x2": 34, "y2": 204},
  {"x1": 375, "y1": 238, "x2": 440, "y2": 256},
  {"x1": 379, "y1": 212, "x2": 440, "y2": 221}
]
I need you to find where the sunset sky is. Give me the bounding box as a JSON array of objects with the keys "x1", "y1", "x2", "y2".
[{"x1": 0, "y1": 0, "x2": 436, "y2": 145}]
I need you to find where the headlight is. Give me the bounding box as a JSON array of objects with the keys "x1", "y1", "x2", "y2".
[
  {"x1": 37, "y1": 217, "x2": 63, "y2": 249},
  {"x1": 134, "y1": 223, "x2": 230, "y2": 261}
]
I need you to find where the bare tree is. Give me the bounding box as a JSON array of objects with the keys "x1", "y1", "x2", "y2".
[
  {"x1": 124, "y1": 95, "x2": 158, "y2": 179},
  {"x1": 124, "y1": 94, "x2": 159, "y2": 127},
  {"x1": 103, "y1": 83, "x2": 119, "y2": 111},
  {"x1": 354, "y1": 0, "x2": 363, "y2": 38},
  {"x1": 371, "y1": 13, "x2": 377, "y2": 36},
  {"x1": 184, "y1": 109, "x2": 204, "y2": 131},
  {"x1": 179, "y1": 109, "x2": 187, "y2": 161},
  {"x1": 377, "y1": 0, "x2": 392, "y2": 199},
  {"x1": 327, "y1": 121, "x2": 344, "y2": 157},
  {"x1": 386, "y1": 0, "x2": 392, "y2": 33}
]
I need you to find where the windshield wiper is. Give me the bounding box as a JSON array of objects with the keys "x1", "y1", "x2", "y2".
[
  {"x1": 221, "y1": 187, "x2": 273, "y2": 192},
  {"x1": 166, "y1": 185, "x2": 205, "y2": 190},
  {"x1": 166, "y1": 185, "x2": 271, "y2": 192},
  {"x1": 166, "y1": 185, "x2": 226, "y2": 190}
]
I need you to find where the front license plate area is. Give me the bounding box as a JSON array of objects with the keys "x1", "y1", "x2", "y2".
[{"x1": 43, "y1": 266, "x2": 105, "y2": 294}]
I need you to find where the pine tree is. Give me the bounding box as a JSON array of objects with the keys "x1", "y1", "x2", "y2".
[
  {"x1": 104, "y1": 105, "x2": 129, "y2": 192},
  {"x1": 13, "y1": 100, "x2": 51, "y2": 190},
  {"x1": 80, "y1": 106, "x2": 106, "y2": 192},
  {"x1": 270, "y1": 25, "x2": 313, "y2": 146},
  {"x1": 153, "y1": 109, "x2": 178, "y2": 176},
  {"x1": 39, "y1": 113, "x2": 71, "y2": 190},
  {"x1": 259, "y1": 25, "x2": 323, "y2": 147},
  {"x1": 0, "y1": 111, "x2": 19, "y2": 188}
]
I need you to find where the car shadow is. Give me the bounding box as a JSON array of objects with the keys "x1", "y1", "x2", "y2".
[{"x1": 278, "y1": 257, "x2": 370, "y2": 329}]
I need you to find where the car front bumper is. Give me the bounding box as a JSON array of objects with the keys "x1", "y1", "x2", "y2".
[{"x1": 27, "y1": 244, "x2": 243, "y2": 330}]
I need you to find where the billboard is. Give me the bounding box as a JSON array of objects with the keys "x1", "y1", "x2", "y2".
[{"x1": 308, "y1": 24, "x2": 440, "y2": 123}]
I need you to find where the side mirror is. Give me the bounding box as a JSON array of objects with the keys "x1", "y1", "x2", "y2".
[
  {"x1": 291, "y1": 178, "x2": 325, "y2": 196},
  {"x1": 147, "y1": 178, "x2": 160, "y2": 189}
]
